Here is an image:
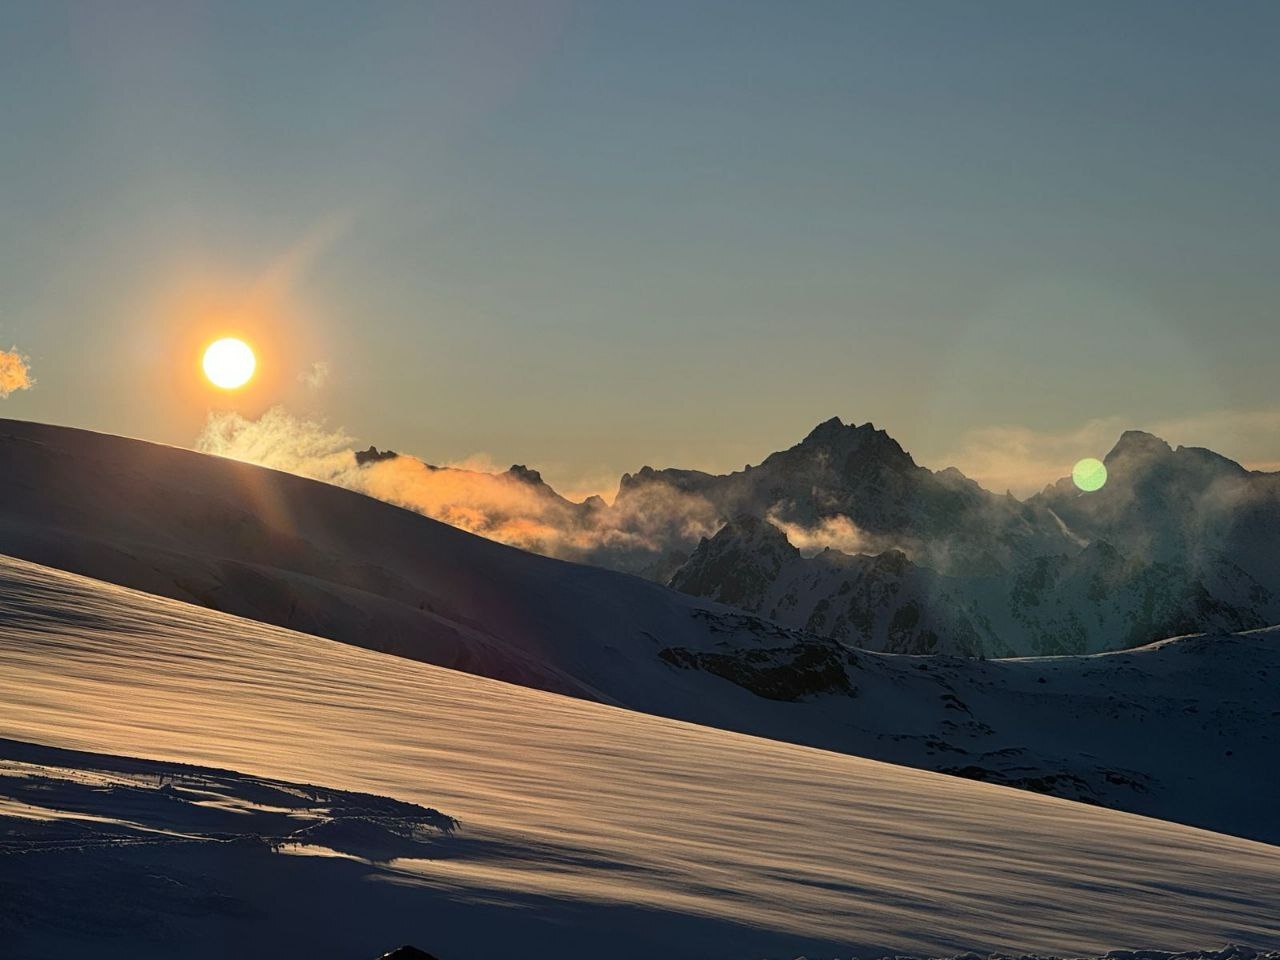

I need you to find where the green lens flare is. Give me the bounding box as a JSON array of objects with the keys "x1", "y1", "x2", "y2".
[{"x1": 1072, "y1": 457, "x2": 1108, "y2": 492}]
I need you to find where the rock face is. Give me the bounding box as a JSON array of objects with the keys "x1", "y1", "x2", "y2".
[
  {"x1": 666, "y1": 514, "x2": 796, "y2": 612},
  {"x1": 507, "y1": 464, "x2": 545, "y2": 486},
  {"x1": 355, "y1": 445, "x2": 400, "y2": 466}
]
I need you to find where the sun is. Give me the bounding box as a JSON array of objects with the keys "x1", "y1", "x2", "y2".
[{"x1": 202, "y1": 337, "x2": 256, "y2": 390}]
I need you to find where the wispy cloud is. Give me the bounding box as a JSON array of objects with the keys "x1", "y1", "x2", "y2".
[
  {"x1": 0, "y1": 348, "x2": 33, "y2": 398},
  {"x1": 196, "y1": 406, "x2": 359, "y2": 481},
  {"x1": 298, "y1": 360, "x2": 331, "y2": 390},
  {"x1": 195, "y1": 407, "x2": 720, "y2": 569},
  {"x1": 766, "y1": 511, "x2": 870, "y2": 557}
]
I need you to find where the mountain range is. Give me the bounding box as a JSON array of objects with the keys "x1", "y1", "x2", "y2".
[
  {"x1": 667, "y1": 423, "x2": 1280, "y2": 655},
  {"x1": 345, "y1": 416, "x2": 1280, "y2": 656}
]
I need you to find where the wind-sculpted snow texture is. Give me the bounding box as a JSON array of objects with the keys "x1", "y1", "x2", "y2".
[
  {"x1": 1, "y1": 557, "x2": 1279, "y2": 959},
  {"x1": 0, "y1": 739, "x2": 458, "y2": 861},
  {"x1": 0, "y1": 422, "x2": 1278, "y2": 843}
]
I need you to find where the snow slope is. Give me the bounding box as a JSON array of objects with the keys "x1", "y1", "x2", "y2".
[
  {"x1": 1, "y1": 420, "x2": 1279, "y2": 844},
  {"x1": 2, "y1": 555, "x2": 1279, "y2": 959}
]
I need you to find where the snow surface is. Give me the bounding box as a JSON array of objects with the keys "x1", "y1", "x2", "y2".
[{"x1": 2, "y1": 555, "x2": 1279, "y2": 959}]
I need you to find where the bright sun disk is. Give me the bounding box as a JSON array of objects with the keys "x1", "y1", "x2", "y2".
[{"x1": 202, "y1": 337, "x2": 256, "y2": 390}]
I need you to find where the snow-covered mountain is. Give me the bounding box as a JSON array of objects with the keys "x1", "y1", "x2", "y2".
[
  {"x1": 669, "y1": 425, "x2": 1280, "y2": 656},
  {"x1": 2, "y1": 556, "x2": 1278, "y2": 958},
  {"x1": 1028, "y1": 430, "x2": 1280, "y2": 588},
  {"x1": 1, "y1": 420, "x2": 1278, "y2": 843},
  {"x1": 672, "y1": 514, "x2": 1277, "y2": 656}
]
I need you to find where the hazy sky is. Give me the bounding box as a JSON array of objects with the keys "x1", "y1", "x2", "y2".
[{"x1": 2, "y1": 1, "x2": 1277, "y2": 496}]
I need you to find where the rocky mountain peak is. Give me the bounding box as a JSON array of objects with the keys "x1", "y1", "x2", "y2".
[
  {"x1": 616, "y1": 464, "x2": 716, "y2": 496},
  {"x1": 794, "y1": 417, "x2": 917, "y2": 472},
  {"x1": 801, "y1": 416, "x2": 849, "y2": 444},
  {"x1": 354, "y1": 445, "x2": 399, "y2": 467},
  {"x1": 668, "y1": 514, "x2": 799, "y2": 606},
  {"x1": 867, "y1": 546, "x2": 914, "y2": 575},
  {"x1": 1105, "y1": 430, "x2": 1173, "y2": 465},
  {"x1": 1099, "y1": 431, "x2": 1251, "y2": 487},
  {"x1": 507, "y1": 464, "x2": 545, "y2": 486}
]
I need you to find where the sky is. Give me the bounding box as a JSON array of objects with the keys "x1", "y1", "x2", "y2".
[{"x1": 1, "y1": 0, "x2": 1277, "y2": 497}]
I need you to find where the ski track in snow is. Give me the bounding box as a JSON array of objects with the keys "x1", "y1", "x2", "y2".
[{"x1": 1, "y1": 555, "x2": 1279, "y2": 959}]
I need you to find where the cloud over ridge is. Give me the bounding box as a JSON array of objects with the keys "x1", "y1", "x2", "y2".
[{"x1": 196, "y1": 407, "x2": 722, "y2": 575}]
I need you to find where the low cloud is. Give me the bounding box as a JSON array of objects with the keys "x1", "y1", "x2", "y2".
[
  {"x1": 197, "y1": 406, "x2": 359, "y2": 482},
  {"x1": 767, "y1": 511, "x2": 871, "y2": 557},
  {"x1": 195, "y1": 407, "x2": 720, "y2": 573},
  {"x1": 0, "y1": 348, "x2": 33, "y2": 398}
]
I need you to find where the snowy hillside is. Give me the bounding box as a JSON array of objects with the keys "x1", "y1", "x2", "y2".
[
  {"x1": 2, "y1": 556, "x2": 1279, "y2": 959},
  {"x1": 1, "y1": 421, "x2": 1278, "y2": 843}
]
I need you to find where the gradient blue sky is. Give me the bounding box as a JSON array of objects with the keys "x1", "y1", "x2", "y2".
[{"x1": 2, "y1": 1, "x2": 1277, "y2": 494}]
